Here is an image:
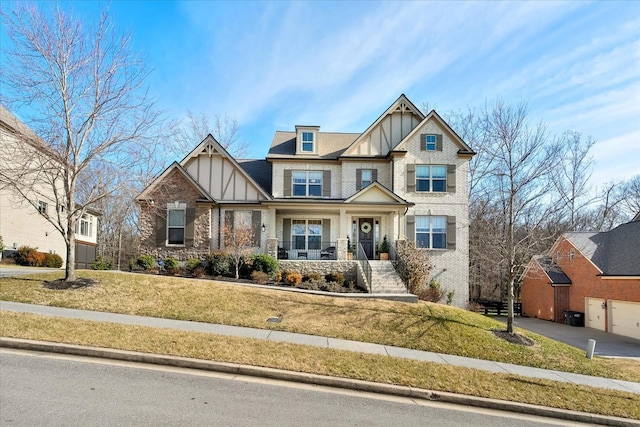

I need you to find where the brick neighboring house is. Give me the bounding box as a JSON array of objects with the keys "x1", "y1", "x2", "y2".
[
  {"x1": 137, "y1": 94, "x2": 475, "y2": 306},
  {"x1": 521, "y1": 218, "x2": 640, "y2": 339},
  {"x1": 0, "y1": 105, "x2": 99, "y2": 268}
]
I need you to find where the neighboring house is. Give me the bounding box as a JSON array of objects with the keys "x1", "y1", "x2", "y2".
[
  {"x1": 137, "y1": 94, "x2": 475, "y2": 306},
  {"x1": 0, "y1": 105, "x2": 99, "y2": 268},
  {"x1": 521, "y1": 218, "x2": 640, "y2": 339}
]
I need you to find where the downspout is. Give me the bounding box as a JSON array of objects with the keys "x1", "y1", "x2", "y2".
[{"x1": 218, "y1": 205, "x2": 222, "y2": 250}]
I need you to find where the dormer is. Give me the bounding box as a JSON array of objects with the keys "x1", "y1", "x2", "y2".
[{"x1": 295, "y1": 125, "x2": 320, "y2": 155}]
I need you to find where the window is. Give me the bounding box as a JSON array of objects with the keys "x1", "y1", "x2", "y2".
[
  {"x1": 292, "y1": 219, "x2": 322, "y2": 250},
  {"x1": 292, "y1": 171, "x2": 322, "y2": 197},
  {"x1": 77, "y1": 214, "x2": 93, "y2": 238},
  {"x1": 38, "y1": 201, "x2": 48, "y2": 215},
  {"x1": 415, "y1": 216, "x2": 446, "y2": 249},
  {"x1": 167, "y1": 208, "x2": 186, "y2": 245},
  {"x1": 416, "y1": 165, "x2": 446, "y2": 192},
  {"x1": 424, "y1": 135, "x2": 436, "y2": 151},
  {"x1": 361, "y1": 170, "x2": 373, "y2": 188},
  {"x1": 302, "y1": 132, "x2": 314, "y2": 152}
]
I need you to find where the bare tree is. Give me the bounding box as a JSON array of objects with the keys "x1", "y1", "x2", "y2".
[
  {"x1": 1, "y1": 4, "x2": 158, "y2": 281},
  {"x1": 171, "y1": 111, "x2": 248, "y2": 160},
  {"x1": 479, "y1": 99, "x2": 562, "y2": 333},
  {"x1": 223, "y1": 221, "x2": 255, "y2": 279},
  {"x1": 619, "y1": 175, "x2": 640, "y2": 220}
]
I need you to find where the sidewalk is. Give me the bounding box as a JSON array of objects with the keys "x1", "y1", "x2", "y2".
[{"x1": 1, "y1": 300, "x2": 639, "y2": 396}]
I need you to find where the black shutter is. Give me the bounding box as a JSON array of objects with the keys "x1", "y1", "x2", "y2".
[
  {"x1": 185, "y1": 208, "x2": 196, "y2": 247},
  {"x1": 420, "y1": 134, "x2": 426, "y2": 150},
  {"x1": 283, "y1": 218, "x2": 291, "y2": 249},
  {"x1": 447, "y1": 216, "x2": 456, "y2": 250},
  {"x1": 284, "y1": 170, "x2": 292, "y2": 197},
  {"x1": 323, "y1": 170, "x2": 331, "y2": 197},
  {"x1": 356, "y1": 169, "x2": 362, "y2": 190},
  {"x1": 372, "y1": 169, "x2": 378, "y2": 182},
  {"x1": 252, "y1": 210, "x2": 261, "y2": 246},
  {"x1": 406, "y1": 215, "x2": 415, "y2": 241},
  {"x1": 447, "y1": 165, "x2": 456, "y2": 193},
  {"x1": 406, "y1": 164, "x2": 416, "y2": 192},
  {"x1": 323, "y1": 219, "x2": 331, "y2": 247},
  {"x1": 436, "y1": 134, "x2": 443, "y2": 151},
  {"x1": 155, "y1": 215, "x2": 166, "y2": 246}
]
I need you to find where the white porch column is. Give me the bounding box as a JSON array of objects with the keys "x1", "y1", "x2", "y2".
[{"x1": 268, "y1": 207, "x2": 277, "y2": 239}]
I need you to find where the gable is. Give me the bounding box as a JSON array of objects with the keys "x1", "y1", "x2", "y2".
[
  {"x1": 394, "y1": 110, "x2": 474, "y2": 155},
  {"x1": 345, "y1": 182, "x2": 411, "y2": 205},
  {"x1": 136, "y1": 162, "x2": 213, "y2": 202},
  {"x1": 181, "y1": 135, "x2": 271, "y2": 202},
  {"x1": 341, "y1": 94, "x2": 424, "y2": 157}
]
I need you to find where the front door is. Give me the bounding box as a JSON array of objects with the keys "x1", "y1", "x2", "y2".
[{"x1": 358, "y1": 218, "x2": 374, "y2": 259}]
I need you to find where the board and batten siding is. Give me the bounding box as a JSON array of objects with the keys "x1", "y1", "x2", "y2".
[{"x1": 184, "y1": 155, "x2": 264, "y2": 201}]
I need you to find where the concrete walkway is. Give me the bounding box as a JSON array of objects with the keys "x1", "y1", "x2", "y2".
[{"x1": 2, "y1": 301, "x2": 639, "y2": 396}]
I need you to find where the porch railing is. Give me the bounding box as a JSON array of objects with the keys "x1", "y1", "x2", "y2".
[
  {"x1": 277, "y1": 242, "x2": 337, "y2": 260},
  {"x1": 357, "y1": 242, "x2": 372, "y2": 292}
]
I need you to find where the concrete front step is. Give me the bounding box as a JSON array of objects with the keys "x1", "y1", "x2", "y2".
[{"x1": 368, "y1": 261, "x2": 407, "y2": 294}]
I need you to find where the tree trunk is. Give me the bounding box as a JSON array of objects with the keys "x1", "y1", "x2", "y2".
[
  {"x1": 65, "y1": 231, "x2": 76, "y2": 281},
  {"x1": 506, "y1": 278, "x2": 515, "y2": 333}
]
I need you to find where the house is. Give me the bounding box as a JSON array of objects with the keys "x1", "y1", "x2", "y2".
[
  {"x1": 0, "y1": 105, "x2": 99, "y2": 268},
  {"x1": 521, "y1": 218, "x2": 640, "y2": 339},
  {"x1": 137, "y1": 94, "x2": 475, "y2": 306}
]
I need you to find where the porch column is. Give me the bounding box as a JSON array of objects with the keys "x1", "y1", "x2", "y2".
[
  {"x1": 336, "y1": 238, "x2": 348, "y2": 261},
  {"x1": 268, "y1": 207, "x2": 276, "y2": 238},
  {"x1": 340, "y1": 208, "x2": 347, "y2": 238}
]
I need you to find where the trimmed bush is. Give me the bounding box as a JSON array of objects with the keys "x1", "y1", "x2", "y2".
[
  {"x1": 42, "y1": 253, "x2": 63, "y2": 268},
  {"x1": 283, "y1": 270, "x2": 302, "y2": 286},
  {"x1": 250, "y1": 270, "x2": 269, "y2": 285},
  {"x1": 163, "y1": 257, "x2": 180, "y2": 274},
  {"x1": 91, "y1": 255, "x2": 112, "y2": 270},
  {"x1": 206, "y1": 251, "x2": 232, "y2": 276},
  {"x1": 251, "y1": 253, "x2": 278, "y2": 275},
  {"x1": 136, "y1": 254, "x2": 156, "y2": 270},
  {"x1": 15, "y1": 246, "x2": 40, "y2": 266},
  {"x1": 324, "y1": 272, "x2": 345, "y2": 285},
  {"x1": 302, "y1": 273, "x2": 322, "y2": 282},
  {"x1": 185, "y1": 258, "x2": 202, "y2": 274}
]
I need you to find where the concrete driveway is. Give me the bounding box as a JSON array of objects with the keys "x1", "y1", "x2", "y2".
[
  {"x1": 0, "y1": 266, "x2": 62, "y2": 278},
  {"x1": 497, "y1": 316, "x2": 640, "y2": 359}
]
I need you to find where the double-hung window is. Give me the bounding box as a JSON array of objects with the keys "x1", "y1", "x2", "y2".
[
  {"x1": 167, "y1": 208, "x2": 186, "y2": 245},
  {"x1": 425, "y1": 135, "x2": 436, "y2": 151},
  {"x1": 416, "y1": 165, "x2": 446, "y2": 192},
  {"x1": 292, "y1": 219, "x2": 322, "y2": 250},
  {"x1": 361, "y1": 170, "x2": 373, "y2": 188},
  {"x1": 77, "y1": 214, "x2": 93, "y2": 238},
  {"x1": 292, "y1": 171, "x2": 322, "y2": 197},
  {"x1": 302, "y1": 132, "x2": 314, "y2": 152},
  {"x1": 415, "y1": 216, "x2": 447, "y2": 249}
]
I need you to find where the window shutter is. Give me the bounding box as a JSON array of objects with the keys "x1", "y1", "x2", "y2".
[
  {"x1": 284, "y1": 170, "x2": 292, "y2": 197},
  {"x1": 225, "y1": 210, "x2": 234, "y2": 232},
  {"x1": 252, "y1": 210, "x2": 261, "y2": 246},
  {"x1": 436, "y1": 134, "x2": 443, "y2": 151},
  {"x1": 323, "y1": 170, "x2": 331, "y2": 197},
  {"x1": 447, "y1": 216, "x2": 456, "y2": 250},
  {"x1": 447, "y1": 165, "x2": 456, "y2": 193},
  {"x1": 322, "y1": 219, "x2": 331, "y2": 247},
  {"x1": 356, "y1": 169, "x2": 362, "y2": 190},
  {"x1": 420, "y1": 134, "x2": 426, "y2": 151},
  {"x1": 185, "y1": 208, "x2": 196, "y2": 247},
  {"x1": 283, "y1": 218, "x2": 291, "y2": 248},
  {"x1": 155, "y1": 215, "x2": 166, "y2": 246},
  {"x1": 372, "y1": 169, "x2": 378, "y2": 182},
  {"x1": 406, "y1": 164, "x2": 416, "y2": 193},
  {"x1": 406, "y1": 215, "x2": 415, "y2": 241}
]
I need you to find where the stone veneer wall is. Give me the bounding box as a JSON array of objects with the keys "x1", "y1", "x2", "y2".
[
  {"x1": 278, "y1": 260, "x2": 359, "y2": 285},
  {"x1": 139, "y1": 168, "x2": 212, "y2": 260}
]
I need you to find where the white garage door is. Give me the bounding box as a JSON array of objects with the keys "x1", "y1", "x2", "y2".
[
  {"x1": 585, "y1": 298, "x2": 606, "y2": 331},
  {"x1": 610, "y1": 300, "x2": 640, "y2": 340}
]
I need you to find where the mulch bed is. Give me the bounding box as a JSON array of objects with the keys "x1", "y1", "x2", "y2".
[
  {"x1": 492, "y1": 329, "x2": 535, "y2": 346},
  {"x1": 43, "y1": 278, "x2": 98, "y2": 290}
]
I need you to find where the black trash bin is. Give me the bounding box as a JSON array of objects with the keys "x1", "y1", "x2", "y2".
[{"x1": 564, "y1": 311, "x2": 584, "y2": 327}]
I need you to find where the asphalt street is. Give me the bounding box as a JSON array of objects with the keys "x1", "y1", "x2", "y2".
[{"x1": 0, "y1": 350, "x2": 587, "y2": 427}]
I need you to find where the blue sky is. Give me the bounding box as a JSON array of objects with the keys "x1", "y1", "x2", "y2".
[{"x1": 3, "y1": 1, "x2": 639, "y2": 186}]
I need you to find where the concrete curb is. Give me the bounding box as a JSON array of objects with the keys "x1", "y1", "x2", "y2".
[{"x1": 1, "y1": 337, "x2": 637, "y2": 426}]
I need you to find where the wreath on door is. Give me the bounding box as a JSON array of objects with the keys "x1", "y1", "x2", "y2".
[{"x1": 360, "y1": 221, "x2": 372, "y2": 234}]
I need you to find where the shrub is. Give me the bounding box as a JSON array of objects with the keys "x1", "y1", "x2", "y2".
[
  {"x1": 91, "y1": 255, "x2": 112, "y2": 270},
  {"x1": 136, "y1": 254, "x2": 156, "y2": 270},
  {"x1": 250, "y1": 270, "x2": 269, "y2": 285},
  {"x1": 446, "y1": 290, "x2": 455, "y2": 306},
  {"x1": 395, "y1": 241, "x2": 432, "y2": 294},
  {"x1": 283, "y1": 270, "x2": 302, "y2": 286},
  {"x1": 324, "y1": 272, "x2": 345, "y2": 285},
  {"x1": 163, "y1": 257, "x2": 180, "y2": 274},
  {"x1": 192, "y1": 266, "x2": 206, "y2": 278},
  {"x1": 185, "y1": 258, "x2": 202, "y2": 274},
  {"x1": 42, "y1": 253, "x2": 63, "y2": 268},
  {"x1": 206, "y1": 251, "x2": 232, "y2": 276},
  {"x1": 416, "y1": 279, "x2": 444, "y2": 302},
  {"x1": 128, "y1": 258, "x2": 136, "y2": 271},
  {"x1": 251, "y1": 253, "x2": 278, "y2": 275},
  {"x1": 15, "y1": 246, "x2": 40, "y2": 266},
  {"x1": 274, "y1": 269, "x2": 282, "y2": 283},
  {"x1": 302, "y1": 273, "x2": 322, "y2": 282}
]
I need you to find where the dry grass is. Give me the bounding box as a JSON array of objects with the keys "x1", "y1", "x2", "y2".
[
  {"x1": 1, "y1": 270, "x2": 639, "y2": 384},
  {"x1": 1, "y1": 311, "x2": 638, "y2": 420}
]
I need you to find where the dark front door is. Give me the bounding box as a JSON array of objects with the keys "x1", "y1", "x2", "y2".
[{"x1": 358, "y1": 218, "x2": 374, "y2": 259}]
